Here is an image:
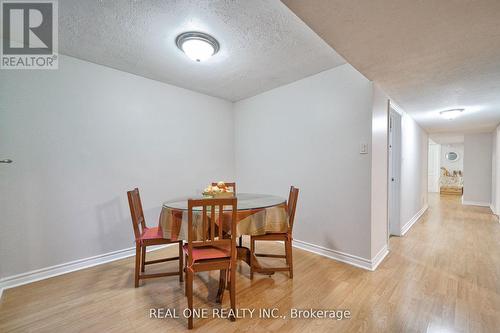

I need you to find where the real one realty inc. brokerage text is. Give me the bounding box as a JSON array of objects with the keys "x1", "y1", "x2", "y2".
[{"x1": 150, "y1": 308, "x2": 352, "y2": 320}]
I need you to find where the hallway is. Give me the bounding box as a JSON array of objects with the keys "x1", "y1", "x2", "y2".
[
  {"x1": 385, "y1": 193, "x2": 500, "y2": 332},
  {"x1": 1, "y1": 194, "x2": 499, "y2": 332}
]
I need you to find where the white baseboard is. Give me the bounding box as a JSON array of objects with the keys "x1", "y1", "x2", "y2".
[
  {"x1": 490, "y1": 205, "x2": 499, "y2": 222},
  {"x1": 461, "y1": 199, "x2": 490, "y2": 207},
  {"x1": 370, "y1": 245, "x2": 389, "y2": 270},
  {"x1": 401, "y1": 204, "x2": 428, "y2": 236},
  {"x1": 0, "y1": 244, "x2": 172, "y2": 299},
  {"x1": 292, "y1": 239, "x2": 388, "y2": 271}
]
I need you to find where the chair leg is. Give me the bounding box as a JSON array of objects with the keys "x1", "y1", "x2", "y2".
[
  {"x1": 134, "y1": 244, "x2": 141, "y2": 288},
  {"x1": 187, "y1": 270, "x2": 194, "y2": 329},
  {"x1": 285, "y1": 239, "x2": 293, "y2": 279},
  {"x1": 250, "y1": 238, "x2": 254, "y2": 280},
  {"x1": 238, "y1": 235, "x2": 242, "y2": 247},
  {"x1": 229, "y1": 262, "x2": 236, "y2": 321},
  {"x1": 217, "y1": 269, "x2": 226, "y2": 304},
  {"x1": 141, "y1": 246, "x2": 146, "y2": 273},
  {"x1": 184, "y1": 254, "x2": 188, "y2": 296},
  {"x1": 178, "y1": 241, "x2": 184, "y2": 282}
]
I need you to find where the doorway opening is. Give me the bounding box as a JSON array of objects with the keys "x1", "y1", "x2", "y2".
[{"x1": 427, "y1": 138, "x2": 464, "y2": 197}]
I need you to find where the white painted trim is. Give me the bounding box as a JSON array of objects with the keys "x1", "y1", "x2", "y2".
[
  {"x1": 489, "y1": 205, "x2": 499, "y2": 222},
  {"x1": 292, "y1": 239, "x2": 388, "y2": 271},
  {"x1": 461, "y1": 199, "x2": 490, "y2": 207},
  {"x1": 401, "y1": 204, "x2": 428, "y2": 236},
  {"x1": 370, "y1": 245, "x2": 389, "y2": 270},
  {"x1": 389, "y1": 101, "x2": 405, "y2": 116},
  {"x1": 0, "y1": 244, "x2": 172, "y2": 299}
]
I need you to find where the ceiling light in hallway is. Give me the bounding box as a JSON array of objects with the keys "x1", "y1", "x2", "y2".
[
  {"x1": 175, "y1": 31, "x2": 220, "y2": 62},
  {"x1": 440, "y1": 109, "x2": 464, "y2": 120}
]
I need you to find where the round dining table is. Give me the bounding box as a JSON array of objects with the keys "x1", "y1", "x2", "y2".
[
  {"x1": 162, "y1": 193, "x2": 286, "y2": 212},
  {"x1": 158, "y1": 193, "x2": 289, "y2": 271}
]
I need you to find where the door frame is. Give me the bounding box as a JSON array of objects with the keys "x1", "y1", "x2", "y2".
[
  {"x1": 388, "y1": 105, "x2": 402, "y2": 237},
  {"x1": 428, "y1": 140, "x2": 441, "y2": 193}
]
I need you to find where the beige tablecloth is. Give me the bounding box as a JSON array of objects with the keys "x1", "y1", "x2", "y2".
[{"x1": 158, "y1": 203, "x2": 288, "y2": 241}]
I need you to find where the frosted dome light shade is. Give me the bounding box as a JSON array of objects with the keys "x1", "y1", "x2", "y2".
[
  {"x1": 181, "y1": 39, "x2": 214, "y2": 62},
  {"x1": 176, "y1": 32, "x2": 220, "y2": 62}
]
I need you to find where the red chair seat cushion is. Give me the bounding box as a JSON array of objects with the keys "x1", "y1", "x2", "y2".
[
  {"x1": 140, "y1": 226, "x2": 163, "y2": 240},
  {"x1": 183, "y1": 244, "x2": 230, "y2": 262}
]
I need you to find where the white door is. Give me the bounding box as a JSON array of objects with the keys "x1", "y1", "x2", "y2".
[
  {"x1": 388, "y1": 108, "x2": 401, "y2": 236},
  {"x1": 428, "y1": 142, "x2": 441, "y2": 193}
]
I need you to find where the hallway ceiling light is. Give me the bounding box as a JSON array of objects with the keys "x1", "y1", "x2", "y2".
[
  {"x1": 175, "y1": 31, "x2": 220, "y2": 62},
  {"x1": 440, "y1": 109, "x2": 464, "y2": 120}
]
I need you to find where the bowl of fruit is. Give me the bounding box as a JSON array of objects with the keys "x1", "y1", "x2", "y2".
[{"x1": 202, "y1": 181, "x2": 234, "y2": 198}]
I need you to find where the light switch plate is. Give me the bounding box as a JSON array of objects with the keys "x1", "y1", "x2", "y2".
[{"x1": 360, "y1": 143, "x2": 368, "y2": 154}]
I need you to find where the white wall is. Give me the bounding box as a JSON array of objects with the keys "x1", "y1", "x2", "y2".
[
  {"x1": 370, "y1": 85, "x2": 389, "y2": 258},
  {"x1": 0, "y1": 56, "x2": 409, "y2": 280},
  {"x1": 493, "y1": 125, "x2": 500, "y2": 215},
  {"x1": 234, "y1": 64, "x2": 375, "y2": 261},
  {"x1": 398, "y1": 111, "x2": 429, "y2": 235},
  {"x1": 0, "y1": 55, "x2": 234, "y2": 278},
  {"x1": 490, "y1": 126, "x2": 500, "y2": 214},
  {"x1": 441, "y1": 143, "x2": 464, "y2": 172},
  {"x1": 463, "y1": 132, "x2": 492, "y2": 206},
  {"x1": 490, "y1": 129, "x2": 498, "y2": 214}
]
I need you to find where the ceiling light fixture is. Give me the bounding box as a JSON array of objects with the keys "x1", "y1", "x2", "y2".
[
  {"x1": 439, "y1": 109, "x2": 464, "y2": 120},
  {"x1": 175, "y1": 31, "x2": 220, "y2": 62}
]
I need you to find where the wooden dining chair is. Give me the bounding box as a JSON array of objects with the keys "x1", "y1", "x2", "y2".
[
  {"x1": 127, "y1": 188, "x2": 183, "y2": 288},
  {"x1": 184, "y1": 197, "x2": 237, "y2": 329},
  {"x1": 211, "y1": 182, "x2": 243, "y2": 247},
  {"x1": 250, "y1": 186, "x2": 299, "y2": 279}
]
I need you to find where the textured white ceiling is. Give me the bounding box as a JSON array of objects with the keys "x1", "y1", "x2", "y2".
[
  {"x1": 57, "y1": 0, "x2": 345, "y2": 101},
  {"x1": 283, "y1": 0, "x2": 500, "y2": 133}
]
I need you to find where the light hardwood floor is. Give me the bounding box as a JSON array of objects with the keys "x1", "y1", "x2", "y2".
[{"x1": 1, "y1": 194, "x2": 499, "y2": 332}]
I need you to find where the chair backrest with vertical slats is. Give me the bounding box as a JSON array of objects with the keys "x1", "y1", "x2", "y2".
[
  {"x1": 287, "y1": 186, "x2": 299, "y2": 233},
  {"x1": 127, "y1": 188, "x2": 147, "y2": 240},
  {"x1": 187, "y1": 198, "x2": 237, "y2": 261},
  {"x1": 211, "y1": 182, "x2": 237, "y2": 193}
]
